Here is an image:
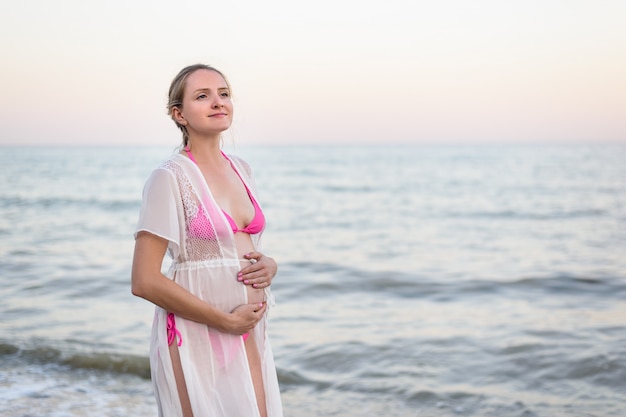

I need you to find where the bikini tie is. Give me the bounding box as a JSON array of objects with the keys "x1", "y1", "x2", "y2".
[{"x1": 167, "y1": 312, "x2": 183, "y2": 346}]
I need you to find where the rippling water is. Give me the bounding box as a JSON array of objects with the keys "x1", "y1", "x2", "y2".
[{"x1": 1, "y1": 144, "x2": 625, "y2": 416}]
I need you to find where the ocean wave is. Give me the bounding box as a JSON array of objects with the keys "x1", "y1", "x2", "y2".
[
  {"x1": 322, "y1": 184, "x2": 375, "y2": 193},
  {"x1": 279, "y1": 261, "x2": 626, "y2": 301},
  {"x1": 490, "y1": 337, "x2": 626, "y2": 393},
  {"x1": 0, "y1": 341, "x2": 150, "y2": 379},
  {"x1": 0, "y1": 195, "x2": 139, "y2": 211},
  {"x1": 441, "y1": 208, "x2": 608, "y2": 220},
  {"x1": 278, "y1": 333, "x2": 626, "y2": 414}
]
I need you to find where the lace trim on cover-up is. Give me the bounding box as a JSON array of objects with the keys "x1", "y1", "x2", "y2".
[{"x1": 162, "y1": 159, "x2": 225, "y2": 262}]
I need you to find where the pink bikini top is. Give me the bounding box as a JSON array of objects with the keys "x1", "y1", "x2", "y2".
[{"x1": 185, "y1": 147, "x2": 265, "y2": 236}]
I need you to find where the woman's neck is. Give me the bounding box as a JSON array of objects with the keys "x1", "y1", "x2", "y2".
[{"x1": 185, "y1": 137, "x2": 225, "y2": 167}]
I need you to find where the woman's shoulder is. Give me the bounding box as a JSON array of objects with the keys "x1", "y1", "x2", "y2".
[
  {"x1": 143, "y1": 153, "x2": 188, "y2": 185},
  {"x1": 152, "y1": 153, "x2": 187, "y2": 173}
]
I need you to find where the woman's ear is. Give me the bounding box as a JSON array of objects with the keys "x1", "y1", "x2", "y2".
[{"x1": 172, "y1": 107, "x2": 187, "y2": 125}]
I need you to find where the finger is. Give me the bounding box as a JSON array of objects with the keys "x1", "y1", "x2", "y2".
[
  {"x1": 251, "y1": 302, "x2": 266, "y2": 313},
  {"x1": 242, "y1": 276, "x2": 263, "y2": 286},
  {"x1": 240, "y1": 268, "x2": 266, "y2": 281},
  {"x1": 253, "y1": 255, "x2": 277, "y2": 278},
  {"x1": 255, "y1": 302, "x2": 267, "y2": 315},
  {"x1": 238, "y1": 254, "x2": 263, "y2": 276},
  {"x1": 245, "y1": 275, "x2": 272, "y2": 288},
  {"x1": 238, "y1": 270, "x2": 265, "y2": 284},
  {"x1": 244, "y1": 252, "x2": 263, "y2": 262},
  {"x1": 238, "y1": 264, "x2": 261, "y2": 277}
]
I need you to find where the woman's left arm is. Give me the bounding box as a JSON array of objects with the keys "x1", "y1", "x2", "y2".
[{"x1": 238, "y1": 251, "x2": 277, "y2": 289}]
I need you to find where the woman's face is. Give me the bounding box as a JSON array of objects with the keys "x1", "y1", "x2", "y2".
[{"x1": 177, "y1": 69, "x2": 233, "y2": 136}]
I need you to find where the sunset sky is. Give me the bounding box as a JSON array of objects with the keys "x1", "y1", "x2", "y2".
[{"x1": 1, "y1": 0, "x2": 625, "y2": 146}]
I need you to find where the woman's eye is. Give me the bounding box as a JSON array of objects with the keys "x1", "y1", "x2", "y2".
[
  {"x1": 197, "y1": 94, "x2": 207, "y2": 100},
  {"x1": 220, "y1": 92, "x2": 230, "y2": 98}
]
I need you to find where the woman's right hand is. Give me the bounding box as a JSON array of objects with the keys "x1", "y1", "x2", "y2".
[{"x1": 224, "y1": 302, "x2": 267, "y2": 335}]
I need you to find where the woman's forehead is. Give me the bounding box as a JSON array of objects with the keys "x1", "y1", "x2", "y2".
[{"x1": 186, "y1": 69, "x2": 228, "y2": 90}]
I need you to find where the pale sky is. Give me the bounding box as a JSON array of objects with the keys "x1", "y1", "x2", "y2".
[{"x1": 1, "y1": 0, "x2": 625, "y2": 146}]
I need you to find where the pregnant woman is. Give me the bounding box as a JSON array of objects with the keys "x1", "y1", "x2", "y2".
[{"x1": 131, "y1": 64, "x2": 283, "y2": 417}]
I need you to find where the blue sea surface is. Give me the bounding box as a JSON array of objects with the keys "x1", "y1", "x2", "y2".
[{"x1": 0, "y1": 144, "x2": 625, "y2": 416}]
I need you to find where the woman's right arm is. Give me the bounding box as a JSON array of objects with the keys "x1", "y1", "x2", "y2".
[{"x1": 131, "y1": 231, "x2": 266, "y2": 335}]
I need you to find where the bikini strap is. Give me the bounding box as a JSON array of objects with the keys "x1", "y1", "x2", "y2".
[{"x1": 184, "y1": 146, "x2": 198, "y2": 164}]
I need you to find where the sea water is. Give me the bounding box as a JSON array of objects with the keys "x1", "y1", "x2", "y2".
[{"x1": 1, "y1": 144, "x2": 625, "y2": 416}]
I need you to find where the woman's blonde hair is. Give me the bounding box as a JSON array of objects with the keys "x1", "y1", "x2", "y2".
[{"x1": 167, "y1": 64, "x2": 232, "y2": 147}]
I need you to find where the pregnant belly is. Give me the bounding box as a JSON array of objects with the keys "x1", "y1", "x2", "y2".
[
  {"x1": 234, "y1": 234, "x2": 266, "y2": 305},
  {"x1": 247, "y1": 284, "x2": 265, "y2": 304}
]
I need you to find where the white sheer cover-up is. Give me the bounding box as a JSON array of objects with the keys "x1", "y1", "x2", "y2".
[{"x1": 135, "y1": 153, "x2": 283, "y2": 417}]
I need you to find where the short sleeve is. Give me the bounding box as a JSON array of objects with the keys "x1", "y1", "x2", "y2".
[{"x1": 134, "y1": 168, "x2": 181, "y2": 260}]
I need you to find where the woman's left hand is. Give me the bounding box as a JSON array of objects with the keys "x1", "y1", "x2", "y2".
[{"x1": 238, "y1": 252, "x2": 277, "y2": 289}]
